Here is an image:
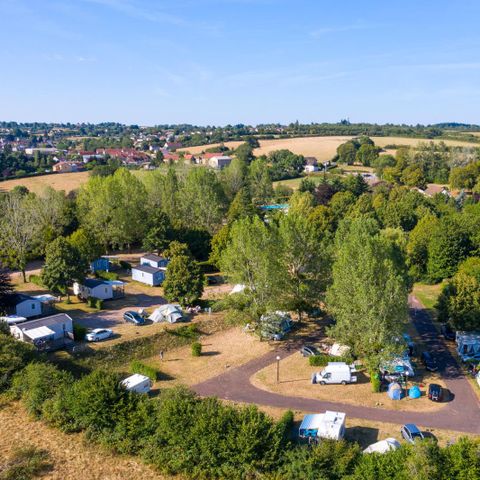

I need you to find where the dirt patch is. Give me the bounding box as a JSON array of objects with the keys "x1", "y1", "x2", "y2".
[
  {"x1": 251, "y1": 352, "x2": 447, "y2": 412},
  {"x1": 0, "y1": 402, "x2": 167, "y2": 480},
  {"x1": 142, "y1": 327, "x2": 273, "y2": 388}
]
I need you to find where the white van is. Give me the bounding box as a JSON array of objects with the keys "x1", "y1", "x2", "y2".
[
  {"x1": 312, "y1": 362, "x2": 357, "y2": 385},
  {"x1": 121, "y1": 374, "x2": 152, "y2": 394}
]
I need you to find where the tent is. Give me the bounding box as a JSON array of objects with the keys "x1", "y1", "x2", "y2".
[
  {"x1": 387, "y1": 382, "x2": 403, "y2": 400},
  {"x1": 149, "y1": 304, "x2": 183, "y2": 323},
  {"x1": 363, "y1": 438, "x2": 401, "y2": 454},
  {"x1": 408, "y1": 386, "x2": 421, "y2": 399}
]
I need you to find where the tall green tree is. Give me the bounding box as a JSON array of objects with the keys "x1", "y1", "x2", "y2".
[
  {"x1": 68, "y1": 228, "x2": 103, "y2": 263},
  {"x1": 276, "y1": 212, "x2": 331, "y2": 320},
  {"x1": 0, "y1": 263, "x2": 14, "y2": 314},
  {"x1": 248, "y1": 159, "x2": 273, "y2": 205},
  {"x1": 42, "y1": 237, "x2": 87, "y2": 299},
  {"x1": 326, "y1": 218, "x2": 409, "y2": 367},
  {"x1": 163, "y1": 246, "x2": 204, "y2": 306}
]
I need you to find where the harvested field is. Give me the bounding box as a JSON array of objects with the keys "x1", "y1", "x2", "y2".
[
  {"x1": 371, "y1": 136, "x2": 478, "y2": 148},
  {"x1": 0, "y1": 402, "x2": 168, "y2": 480},
  {"x1": 178, "y1": 141, "x2": 244, "y2": 154},
  {"x1": 251, "y1": 352, "x2": 447, "y2": 413},
  {"x1": 0, "y1": 171, "x2": 91, "y2": 194}
]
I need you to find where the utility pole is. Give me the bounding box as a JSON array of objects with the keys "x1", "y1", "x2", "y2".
[{"x1": 276, "y1": 355, "x2": 281, "y2": 383}]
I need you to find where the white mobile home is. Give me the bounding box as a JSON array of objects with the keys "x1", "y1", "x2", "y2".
[
  {"x1": 140, "y1": 253, "x2": 169, "y2": 269},
  {"x1": 299, "y1": 411, "x2": 346, "y2": 441},
  {"x1": 11, "y1": 294, "x2": 42, "y2": 319},
  {"x1": 73, "y1": 279, "x2": 125, "y2": 300},
  {"x1": 132, "y1": 264, "x2": 166, "y2": 286},
  {"x1": 10, "y1": 313, "x2": 74, "y2": 351},
  {"x1": 121, "y1": 374, "x2": 152, "y2": 394}
]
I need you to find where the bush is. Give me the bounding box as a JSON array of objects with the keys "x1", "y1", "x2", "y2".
[
  {"x1": 0, "y1": 333, "x2": 36, "y2": 392},
  {"x1": 370, "y1": 371, "x2": 381, "y2": 393},
  {"x1": 119, "y1": 260, "x2": 132, "y2": 270},
  {"x1": 95, "y1": 298, "x2": 104, "y2": 310},
  {"x1": 28, "y1": 274, "x2": 44, "y2": 287},
  {"x1": 191, "y1": 342, "x2": 202, "y2": 357},
  {"x1": 10, "y1": 362, "x2": 73, "y2": 418},
  {"x1": 169, "y1": 324, "x2": 199, "y2": 339},
  {"x1": 130, "y1": 360, "x2": 159, "y2": 381},
  {"x1": 73, "y1": 323, "x2": 87, "y2": 341},
  {"x1": 0, "y1": 446, "x2": 52, "y2": 480},
  {"x1": 308, "y1": 354, "x2": 353, "y2": 367},
  {"x1": 86, "y1": 297, "x2": 96, "y2": 308},
  {"x1": 95, "y1": 270, "x2": 119, "y2": 281}
]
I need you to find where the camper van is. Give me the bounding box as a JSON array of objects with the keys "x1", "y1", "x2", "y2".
[
  {"x1": 312, "y1": 362, "x2": 357, "y2": 385},
  {"x1": 121, "y1": 374, "x2": 152, "y2": 394},
  {"x1": 299, "y1": 411, "x2": 346, "y2": 441}
]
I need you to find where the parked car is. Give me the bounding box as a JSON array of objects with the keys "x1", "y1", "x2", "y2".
[
  {"x1": 300, "y1": 345, "x2": 320, "y2": 357},
  {"x1": 401, "y1": 424, "x2": 424, "y2": 444},
  {"x1": 124, "y1": 311, "x2": 145, "y2": 325},
  {"x1": 421, "y1": 351, "x2": 438, "y2": 372},
  {"x1": 428, "y1": 383, "x2": 444, "y2": 402},
  {"x1": 441, "y1": 324, "x2": 456, "y2": 341},
  {"x1": 86, "y1": 328, "x2": 113, "y2": 342}
]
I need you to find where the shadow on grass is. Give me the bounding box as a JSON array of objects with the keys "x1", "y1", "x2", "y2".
[{"x1": 345, "y1": 426, "x2": 379, "y2": 448}]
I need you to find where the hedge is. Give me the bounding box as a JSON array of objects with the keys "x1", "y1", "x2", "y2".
[
  {"x1": 73, "y1": 323, "x2": 87, "y2": 341},
  {"x1": 130, "y1": 360, "x2": 159, "y2": 381},
  {"x1": 95, "y1": 270, "x2": 119, "y2": 281},
  {"x1": 28, "y1": 274, "x2": 45, "y2": 287},
  {"x1": 308, "y1": 354, "x2": 353, "y2": 367}
]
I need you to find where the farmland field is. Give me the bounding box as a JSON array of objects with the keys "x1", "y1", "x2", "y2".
[{"x1": 0, "y1": 171, "x2": 91, "y2": 194}]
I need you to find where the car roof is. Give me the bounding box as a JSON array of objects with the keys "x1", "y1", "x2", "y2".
[{"x1": 404, "y1": 423, "x2": 420, "y2": 433}]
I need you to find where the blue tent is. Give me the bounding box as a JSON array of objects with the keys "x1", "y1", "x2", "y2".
[
  {"x1": 387, "y1": 382, "x2": 403, "y2": 400},
  {"x1": 408, "y1": 386, "x2": 421, "y2": 399}
]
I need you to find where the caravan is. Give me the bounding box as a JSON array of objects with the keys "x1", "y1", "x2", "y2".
[{"x1": 299, "y1": 411, "x2": 346, "y2": 441}]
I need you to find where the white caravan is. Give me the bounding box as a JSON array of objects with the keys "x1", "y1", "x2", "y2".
[{"x1": 121, "y1": 374, "x2": 152, "y2": 394}]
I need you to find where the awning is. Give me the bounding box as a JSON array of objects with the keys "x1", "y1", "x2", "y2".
[{"x1": 23, "y1": 326, "x2": 55, "y2": 340}]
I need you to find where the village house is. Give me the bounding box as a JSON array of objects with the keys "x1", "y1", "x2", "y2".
[
  {"x1": 209, "y1": 155, "x2": 232, "y2": 169},
  {"x1": 304, "y1": 157, "x2": 319, "y2": 173},
  {"x1": 52, "y1": 161, "x2": 81, "y2": 173}
]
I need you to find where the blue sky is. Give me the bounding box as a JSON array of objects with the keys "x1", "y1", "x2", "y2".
[{"x1": 1, "y1": 0, "x2": 480, "y2": 125}]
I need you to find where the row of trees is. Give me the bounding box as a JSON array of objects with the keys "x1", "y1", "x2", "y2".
[{"x1": 7, "y1": 359, "x2": 480, "y2": 480}]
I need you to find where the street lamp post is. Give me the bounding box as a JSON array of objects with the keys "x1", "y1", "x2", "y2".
[{"x1": 276, "y1": 355, "x2": 281, "y2": 383}]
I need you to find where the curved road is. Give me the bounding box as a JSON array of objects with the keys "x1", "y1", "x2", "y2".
[{"x1": 193, "y1": 297, "x2": 480, "y2": 434}]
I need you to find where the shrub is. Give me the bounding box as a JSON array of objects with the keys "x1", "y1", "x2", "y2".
[
  {"x1": 0, "y1": 333, "x2": 36, "y2": 392},
  {"x1": 0, "y1": 446, "x2": 52, "y2": 480},
  {"x1": 308, "y1": 354, "x2": 353, "y2": 367},
  {"x1": 10, "y1": 362, "x2": 73, "y2": 418},
  {"x1": 169, "y1": 324, "x2": 199, "y2": 339},
  {"x1": 95, "y1": 270, "x2": 119, "y2": 281},
  {"x1": 73, "y1": 323, "x2": 87, "y2": 341},
  {"x1": 130, "y1": 360, "x2": 159, "y2": 381},
  {"x1": 86, "y1": 297, "x2": 96, "y2": 308},
  {"x1": 28, "y1": 274, "x2": 44, "y2": 287},
  {"x1": 370, "y1": 371, "x2": 381, "y2": 393},
  {"x1": 95, "y1": 298, "x2": 104, "y2": 310},
  {"x1": 119, "y1": 260, "x2": 131, "y2": 270},
  {"x1": 191, "y1": 342, "x2": 202, "y2": 356}
]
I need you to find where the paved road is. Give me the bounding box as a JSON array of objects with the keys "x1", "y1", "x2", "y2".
[{"x1": 193, "y1": 296, "x2": 480, "y2": 434}]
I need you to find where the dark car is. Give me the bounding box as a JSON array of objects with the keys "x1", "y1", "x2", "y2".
[
  {"x1": 428, "y1": 383, "x2": 444, "y2": 402},
  {"x1": 300, "y1": 345, "x2": 320, "y2": 357},
  {"x1": 123, "y1": 311, "x2": 145, "y2": 325},
  {"x1": 401, "y1": 424, "x2": 424, "y2": 444},
  {"x1": 441, "y1": 324, "x2": 456, "y2": 341},
  {"x1": 421, "y1": 351, "x2": 438, "y2": 372}
]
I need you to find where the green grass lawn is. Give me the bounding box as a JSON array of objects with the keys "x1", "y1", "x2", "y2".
[{"x1": 412, "y1": 282, "x2": 444, "y2": 310}]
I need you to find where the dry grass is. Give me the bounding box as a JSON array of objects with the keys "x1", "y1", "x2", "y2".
[
  {"x1": 371, "y1": 136, "x2": 478, "y2": 148},
  {"x1": 178, "y1": 141, "x2": 244, "y2": 155},
  {"x1": 0, "y1": 402, "x2": 168, "y2": 480},
  {"x1": 0, "y1": 171, "x2": 91, "y2": 194},
  {"x1": 140, "y1": 327, "x2": 273, "y2": 388},
  {"x1": 251, "y1": 352, "x2": 447, "y2": 413},
  {"x1": 413, "y1": 283, "x2": 444, "y2": 310}
]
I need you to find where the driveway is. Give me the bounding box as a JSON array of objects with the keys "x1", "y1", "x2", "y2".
[
  {"x1": 72, "y1": 293, "x2": 167, "y2": 330},
  {"x1": 193, "y1": 296, "x2": 480, "y2": 434}
]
